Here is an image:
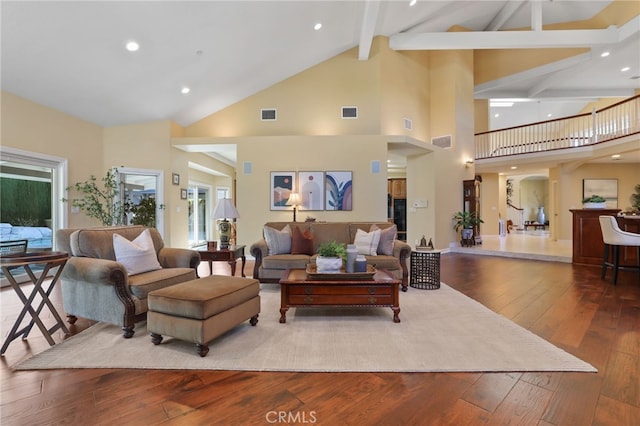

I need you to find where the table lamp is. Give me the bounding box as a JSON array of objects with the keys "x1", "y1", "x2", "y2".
[
  {"x1": 286, "y1": 192, "x2": 301, "y2": 222},
  {"x1": 213, "y1": 198, "x2": 240, "y2": 249}
]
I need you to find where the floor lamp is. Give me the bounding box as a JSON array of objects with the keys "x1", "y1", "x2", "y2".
[{"x1": 213, "y1": 198, "x2": 240, "y2": 249}]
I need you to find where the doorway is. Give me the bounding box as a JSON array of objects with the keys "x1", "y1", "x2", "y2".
[{"x1": 117, "y1": 168, "x2": 164, "y2": 236}]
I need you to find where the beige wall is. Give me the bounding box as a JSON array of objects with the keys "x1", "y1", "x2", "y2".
[{"x1": 1, "y1": 91, "x2": 104, "y2": 229}]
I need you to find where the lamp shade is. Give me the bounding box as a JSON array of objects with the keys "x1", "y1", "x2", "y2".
[
  {"x1": 213, "y1": 198, "x2": 240, "y2": 219},
  {"x1": 285, "y1": 192, "x2": 301, "y2": 207}
]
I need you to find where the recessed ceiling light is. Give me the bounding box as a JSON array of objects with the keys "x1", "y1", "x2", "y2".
[
  {"x1": 547, "y1": 113, "x2": 553, "y2": 118},
  {"x1": 125, "y1": 41, "x2": 139, "y2": 52},
  {"x1": 510, "y1": 166, "x2": 518, "y2": 170},
  {"x1": 181, "y1": 87, "x2": 190, "y2": 95},
  {"x1": 409, "y1": 0, "x2": 417, "y2": 6},
  {"x1": 600, "y1": 51, "x2": 610, "y2": 58},
  {"x1": 621, "y1": 66, "x2": 630, "y2": 72},
  {"x1": 314, "y1": 23, "x2": 322, "y2": 31},
  {"x1": 494, "y1": 113, "x2": 500, "y2": 118},
  {"x1": 611, "y1": 154, "x2": 621, "y2": 160}
]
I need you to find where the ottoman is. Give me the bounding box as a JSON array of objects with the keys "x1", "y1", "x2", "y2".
[{"x1": 147, "y1": 275, "x2": 260, "y2": 357}]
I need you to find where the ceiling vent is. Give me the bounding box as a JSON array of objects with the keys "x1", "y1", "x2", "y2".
[
  {"x1": 403, "y1": 118, "x2": 412, "y2": 131},
  {"x1": 261, "y1": 108, "x2": 277, "y2": 121},
  {"x1": 431, "y1": 135, "x2": 452, "y2": 149},
  {"x1": 341, "y1": 106, "x2": 358, "y2": 119}
]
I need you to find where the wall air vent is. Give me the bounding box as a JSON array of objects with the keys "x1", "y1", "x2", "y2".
[
  {"x1": 341, "y1": 106, "x2": 358, "y2": 119},
  {"x1": 261, "y1": 108, "x2": 277, "y2": 121},
  {"x1": 431, "y1": 135, "x2": 452, "y2": 149},
  {"x1": 403, "y1": 118, "x2": 412, "y2": 131}
]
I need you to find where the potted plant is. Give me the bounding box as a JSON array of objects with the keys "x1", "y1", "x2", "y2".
[
  {"x1": 315, "y1": 240, "x2": 346, "y2": 272},
  {"x1": 452, "y1": 211, "x2": 483, "y2": 242},
  {"x1": 582, "y1": 195, "x2": 607, "y2": 209}
]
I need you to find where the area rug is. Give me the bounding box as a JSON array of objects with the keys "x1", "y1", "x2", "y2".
[{"x1": 15, "y1": 283, "x2": 596, "y2": 373}]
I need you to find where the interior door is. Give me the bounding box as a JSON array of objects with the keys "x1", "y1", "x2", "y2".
[{"x1": 117, "y1": 168, "x2": 164, "y2": 236}]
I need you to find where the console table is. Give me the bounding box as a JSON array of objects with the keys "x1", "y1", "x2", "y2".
[{"x1": 0, "y1": 251, "x2": 70, "y2": 355}]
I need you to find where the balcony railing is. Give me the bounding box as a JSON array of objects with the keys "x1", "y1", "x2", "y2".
[{"x1": 475, "y1": 95, "x2": 640, "y2": 159}]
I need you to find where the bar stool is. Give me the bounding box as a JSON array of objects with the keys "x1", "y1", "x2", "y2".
[{"x1": 598, "y1": 215, "x2": 640, "y2": 285}]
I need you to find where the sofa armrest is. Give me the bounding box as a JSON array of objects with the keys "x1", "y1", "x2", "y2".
[
  {"x1": 158, "y1": 247, "x2": 200, "y2": 270},
  {"x1": 61, "y1": 256, "x2": 130, "y2": 293},
  {"x1": 250, "y1": 239, "x2": 269, "y2": 279}
]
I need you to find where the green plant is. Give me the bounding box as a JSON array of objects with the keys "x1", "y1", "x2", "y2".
[
  {"x1": 582, "y1": 194, "x2": 606, "y2": 203},
  {"x1": 317, "y1": 240, "x2": 347, "y2": 260},
  {"x1": 127, "y1": 196, "x2": 156, "y2": 227},
  {"x1": 452, "y1": 211, "x2": 483, "y2": 232},
  {"x1": 64, "y1": 168, "x2": 127, "y2": 226}
]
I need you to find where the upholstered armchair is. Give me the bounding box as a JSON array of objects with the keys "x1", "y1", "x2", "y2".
[{"x1": 56, "y1": 226, "x2": 200, "y2": 338}]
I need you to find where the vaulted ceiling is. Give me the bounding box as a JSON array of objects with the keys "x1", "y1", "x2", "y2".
[{"x1": 2, "y1": 1, "x2": 638, "y2": 133}]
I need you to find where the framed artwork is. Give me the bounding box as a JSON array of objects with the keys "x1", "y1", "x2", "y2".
[
  {"x1": 583, "y1": 178, "x2": 618, "y2": 208},
  {"x1": 172, "y1": 173, "x2": 180, "y2": 186},
  {"x1": 270, "y1": 171, "x2": 296, "y2": 210},
  {"x1": 298, "y1": 171, "x2": 324, "y2": 211},
  {"x1": 180, "y1": 188, "x2": 188, "y2": 200},
  {"x1": 325, "y1": 171, "x2": 352, "y2": 211}
]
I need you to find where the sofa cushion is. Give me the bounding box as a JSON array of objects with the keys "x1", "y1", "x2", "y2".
[
  {"x1": 309, "y1": 223, "x2": 350, "y2": 252},
  {"x1": 128, "y1": 267, "x2": 197, "y2": 299},
  {"x1": 113, "y1": 228, "x2": 162, "y2": 276},
  {"x1": 353, "y1": 228, "x2": 380, "y2": 256},
  {"x1": 264, "y1": 224, "x2": 291, "y2": 255},
  {"x1": 371, "y1": 224, "x2": 397, "y2": 256},
  {"x1": 262, "y1": 254, "x2": 310, "y2": 271},
  {"x1": 291, "y1": 226, "x2": 315, "y2": 255},
  {"x1": 70, "y1": 226, "x2": 164, "y2": 260}
]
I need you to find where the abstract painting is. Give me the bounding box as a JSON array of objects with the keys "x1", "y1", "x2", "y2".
[
  {"x1": 325, "y1": 171, "x2": 352, "y2": 211},
  {"x1": 298, "y1": 171, "x2": 324, "y2": 211},
  {"x1": 270, "y1": 172, "x2": 296, "y2": 210}
]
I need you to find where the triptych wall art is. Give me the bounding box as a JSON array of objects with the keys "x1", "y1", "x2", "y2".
[{"x1": 270, "y1": 171, "x2": 352, "y2": 211}]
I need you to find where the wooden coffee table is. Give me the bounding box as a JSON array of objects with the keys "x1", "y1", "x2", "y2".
[{"x1": 279, "y1": 268, "x2": 401, "y2": 323}]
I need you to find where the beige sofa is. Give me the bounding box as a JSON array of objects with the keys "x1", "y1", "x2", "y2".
[
  {"x1": 250, "y1": 222, "x2": 411, "y2": 291},
  {"x1": 56, "y1": 225, "x2": 200, "y2": 338}
]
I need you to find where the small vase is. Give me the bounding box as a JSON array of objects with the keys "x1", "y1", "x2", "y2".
[{"x1": 537, "y1": 207, "x2": 545, "y2": 224}]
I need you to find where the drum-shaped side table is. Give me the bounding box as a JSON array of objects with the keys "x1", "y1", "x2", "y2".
[{"x1": 409, "y1": 250, "x2": 441, "y2": 290}]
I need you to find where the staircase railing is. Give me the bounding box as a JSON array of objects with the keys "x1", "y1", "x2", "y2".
[
  {"x1": 506, "y1": 202, "x2": 524, "y2": 230},
  {"x1": 475, "y1": 95, "x2": 640, "y2": 159}
]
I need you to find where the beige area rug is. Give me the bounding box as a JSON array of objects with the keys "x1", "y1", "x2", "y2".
[{"x1": 15, "y1": 283, "x2": 596, "y2": 373}]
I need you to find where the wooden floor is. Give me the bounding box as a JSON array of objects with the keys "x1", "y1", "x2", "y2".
[{"x1": 1, "y1": 255, "x2": 639, "y2": 425}]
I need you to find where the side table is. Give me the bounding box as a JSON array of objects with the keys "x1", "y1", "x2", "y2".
[
  {"x1": 409, "y1": 250, "x2": 441, "y2": 290},
  {"x1": 198, "y1": 244, "x2": 246, "y2": 277},
  {"x1": 0, "y1": 250, "x2": 70, "y2": 355}
]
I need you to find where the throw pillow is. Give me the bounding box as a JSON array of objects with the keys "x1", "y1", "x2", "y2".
[
  {"x1": 371, "y1": 224, "x2": 397, "y2": 256},
  {"x1": 291, "y1": 226, "x2": 314, "y2": 255},
  {"x1": 264, "y1": 225, "x2": 291, "y2": 255},
  {"x1": 353, "y1": 228, "x2": 381, "y2": 256},
  {"x1": 113, "y1": 229, "x2": 162, "y2": 276}
]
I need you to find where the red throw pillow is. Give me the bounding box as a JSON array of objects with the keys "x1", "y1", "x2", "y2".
[{"x1": 291, "y1": 226, "x2": 314, "y2": 255}]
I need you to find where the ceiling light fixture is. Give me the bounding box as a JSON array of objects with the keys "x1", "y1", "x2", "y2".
[
  {"x1": 125, "y1": 41, "x2": 139, "y2": 52},
  {"x1": 621, "y1": 66, "x2": 630, "y2": 72},
  {"x1": 314, "y1": 23, "x2": 322, "y2": 31},
  {"x1": 494, "y1": 113, "x2": 500, "y2": 118},
  {"x1": 611, "y1": 154, "x2": 621, "y2": 160},
  {"x1": 409, "y1": 0, "x2": 417, "y2": 6},
  {"x1": 510, "y1": 166, "x2": 518, "y2": 170},
  {"x1": 600, "y1": 51, "x2": 610, "y2": 58},
  {"x1": 181, "y1": 87, "x2": 190, "y2": 94}
]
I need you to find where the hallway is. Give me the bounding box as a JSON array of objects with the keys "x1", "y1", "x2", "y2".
[{"x1": 450, "y1": 230, "x2": 572, "y2": 263}]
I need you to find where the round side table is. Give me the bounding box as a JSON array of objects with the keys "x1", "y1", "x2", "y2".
[{"x1": 409, "y1": 249, "x2": 441, "y2": 290}]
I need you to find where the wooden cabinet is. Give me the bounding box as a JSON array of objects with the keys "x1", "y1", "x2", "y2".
[
  {"x1": 390, "y1": 179, "x2": 406, "y2": 199},
  {"x1": 387, "y1": 179, "x2": 406, "y2": 241},
  {"x1": 570, "y1": 209, "x2": 620, "y2": 265}
]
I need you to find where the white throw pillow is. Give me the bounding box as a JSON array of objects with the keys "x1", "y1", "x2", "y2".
[
  {"x1": 264, "y1": 225, "x2": 292, "y2": 255},
  {"x1": 353, "y1": 228, "x2": 381, "y2": 256},
  {"x1": 113, "y1": 229, "x2": 162, "y2": 276}
]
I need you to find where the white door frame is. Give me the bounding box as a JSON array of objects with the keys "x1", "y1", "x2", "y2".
[{"x1": 117, "y1": 167, "x2": 165, "y2": 237}]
